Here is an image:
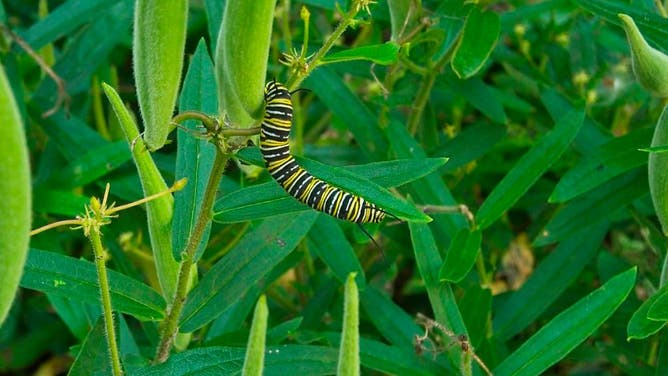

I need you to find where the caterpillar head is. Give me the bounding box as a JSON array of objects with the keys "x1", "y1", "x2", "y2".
[{"x1": 264, "y1": 81, "x2": 291, "y2": 102}]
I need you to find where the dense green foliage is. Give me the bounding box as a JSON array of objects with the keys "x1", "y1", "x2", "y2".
[{"x1": 2, "y1": 0, "x2": 668, "y2": 374}]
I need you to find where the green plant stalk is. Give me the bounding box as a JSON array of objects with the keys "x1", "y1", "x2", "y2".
[
  {"x1": 171, "y1": 111, "x2": 262, "y2": 137},
  {"x1": 242, "y1": 295, "x2": 268, "y2": 376},
  {"x1": 286, "y1": 4, "x2": 363, "y2": 91},
  {"x1": 337, "y1": 273, "x2": 360, "y2": 376},
  {"x1": 154, "y1": 149, "x2": 229, "y2": 363},
  {"x1": 89, "y1": 228, "x2": 123, "y2": 376},
  {"x1": 102, "y1": 83, "x2": 179, "y2": 299}
]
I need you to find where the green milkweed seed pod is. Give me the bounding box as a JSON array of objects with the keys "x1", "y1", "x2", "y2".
[
  {"x1": 650, "y1": 105, "x2": 668, "y2": 235},
  {"x1": 618, "y1": 13, "x2": 668, "y2": 98}
]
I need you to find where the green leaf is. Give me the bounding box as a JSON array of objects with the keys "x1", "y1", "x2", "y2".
[
  {"x1": 338, "y1": 273, "x2": 360, "y2": 376},
  {"x1": 215, "y1": 156, "x2": 433, "y2": 223},
  {"x1": 32, "y1": 187, "x2": 89, "y2": 217},
  {"x1": 46, "y1": 141, "x2": 131, "y2": 189},
  {"x1": 385, "y1": 120, "x2": 468, "y2": 239},
  {"x1": 452, "y1": 7, "x2": 500, "y2": 79},
  {"x1": 494, "y1": 223, "x2": 608, "y2": 340},
  {"x1": 536, "y1": 169, "x2": 646, "y2": 246},
  {"x1": 574, "y1": 0, "x2": 668, "y2": 53},
  {"x1": 173, "y1": 39, "x2": 217, "y2": 261},
  {"x1": 243, "y1": 295, "x2": 268, "y2": 376},
  {"x1": 20, "y1": 249, "x2": 166, "y2": 321},
  {"x1": 648, "y1": 288, "x2": 668, "y2": 321},
  {"x1": 358, "y1": 337, "x2": 451, "y2": 375},
  {"x1": 307, "y1": 215, "x2": 366, "y2": 289},
  {"x1": 360, "y1": 287, "x2": 423, "y2": 348},
  {"x1": 295, "y1": 156, "x2": 430, "y2": 222},
  {"x1": 217, "y1": 0, "x2": 277, "y2": 125},
  {"x1": 19, "y1": 0, "x2": 122, "y2": 50},
  {"x1": 134, "y1": 345, "x2": 338, "y2": 376},
  {"x1": 31, "y1": 1, "x2": 133, "y2": 107},
  {"x1": 306, "y1": 68, "x2": 388, "y2": 161},
  {"x1": 67, "y1": 317, "x2": 112, "y2": 376},
  {"x1": 439, "y1": 229, "x2": 481, "y2": 283},
  {"x1": 550, "y1": 127, "x2": 651, "y2": 202},
  {"x1": 322, "y1": 42, "x2": 400, "y2": 65},
  {"x1": 180, "y1": 212, "x2": 318, "y2": 331},
  {"x1": 493, "y1": 267, "x2": 636, "y2": 376},
  {"x1": 103, "y1": 82, "x2": 178, "y2": 299},
  {"x1": 476, "y1": 109, "x2": 585, "y2": 229},
  {"x1": 408, "y1": 221, "x2": 468, "y2": 362},
  {"x1": 641, "y1": 145, "x2": 668, "y2": 153},
  {"x1": 627, "y1": 286, "x2": 668, "y2": 340},
  {"x1": 447, "y1": 78, "x2": 507, "y2": 124},
  {"x1": 0, "y1": 62, "x2": 30, "y2": 326},
  {"x1": 134, "y1": 0, "x2": 188, "y2": 149}
]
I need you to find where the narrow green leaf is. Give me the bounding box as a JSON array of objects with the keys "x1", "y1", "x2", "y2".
[
  {"x1": 641, "y1": 145, "x2": 668, "y2": 153},
  {"x1": 385, "y1": 120, "x2": 468, "y2": 240},
  {"x1": 180, "y1": 212, "x2": 318, "y2": 331},
  {"x1": 32, "y1": 187, "x2": 89, "y2": 217},
  {"x1": 452, "y1": 7, "x2": 500, "y2": 79},
  {"x1": 31, "y1": 1, "x2": 133, "y2": 106},
  {"x1": 134, "y1": 0, "x2": 188, "y2": 149},
  {"x1": 322, "y1": 42, "x2": 400, "y2": 65},
  {"x1": 173, "y1": 39, "x2": 217, "y2": 261},
  {"x1": 216, "y1": 0, "x2": 277, "y2": 125},
  {"x1": 447, "y1": 78, "x2": 507, "y2": 124},
  {"x1": 68, "y1": 317, "x2": 112, "y2": 376},
  {"x1": 648, "y1": 288, "x2": 668, "y2": 321},
  {"x1": 134, "y1": 346, "x2": 338, "y2": 376},
  {"x1": 215, "y1": 157, "x2": 433, "y2": 223},
  {"x1": 408, "y1": 221, "x2": 468, "y2": 369},
  {"x1": 338, "y1": 273, "x2": 360, "y2": 376},
  {"x1": 46, "y1": 141, "x2": 131, "y2": 189},
  {"x1": 358, "y1": 337, "x2": 451, "y2": 375},
  {"x1": 19, "y1": 0, "x2": 121, "y2": 50},
  {"x1": 103, "y1": 82, "x2": 178, "y2": 299},
  {"x1": 308, "y1": 215, "x2": 366, "y2": 289},
  {"x1": 294, "y1": 156, "x2": 431, "y2": 222},
  {"x1": 550, "y1": 127, "x2": 651, "y2": 202},
  {"x1": 236, "y1": 146, "x2": 448, "y2": 187},
  {"x1": 388, "y1": 0, "x2": 418, "y2": 42},
  {"x1": 536, "y1": 169, "x2": 646, "y2": 246},
  {"x1": 627, "y1": 286, "x2": 668, "y2": 340},
  {"x1": 476, "y1": 109, "x2": 585, "y2": 229},
  {"x1": 20, "y1": 249, "x2": 166, "y2": 321},
  {"x1": 439, "y1": 229, "x2": 482, "y2": 283},
  {"x1": 203, "y1": 0, "x2": 225, "y2": 52},
  {"x1": 0, "y1": 62, "x2": 30, "y2": 326},
  {"x1": 493, "y1": 268, "x2": 636, "y2": 376},
  {"x1": 574, "y1": 0, "x2": 668, "y2": 52},
  {"x1": 243, "y1": 295, "x2": 268, "y2": 376},
  {"x1": 494, "y1": 223, "x2": 608, "y2": 340},
  {"x1": 360, "y1": 287, "x2": 423, "y2": 348},
  {"x1": 306, "y1": 68, "x2": 388, "y2": 160}
]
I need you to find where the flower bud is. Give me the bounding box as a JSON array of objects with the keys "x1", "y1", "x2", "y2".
[{"x1": 618, "y1": 13, "x2": 668, "y2": 97}]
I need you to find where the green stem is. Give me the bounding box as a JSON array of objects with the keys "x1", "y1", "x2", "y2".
[
  {"x1": 90, "y1": 228, "x2": 123, "y2": 376},
  {"x1": 286, "y1": 5, "x2": 361, "y2": 90},
  {"x1": 154, "y1": 149, "x2": 229, "y2": 363},
  {"x1": 172, "y1": 111, "x2": 261, "y2": 137}
]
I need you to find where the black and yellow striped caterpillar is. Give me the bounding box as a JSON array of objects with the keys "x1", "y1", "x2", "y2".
[{"x1": 260, "y1": 80, "x2": 386, "y2": 223}]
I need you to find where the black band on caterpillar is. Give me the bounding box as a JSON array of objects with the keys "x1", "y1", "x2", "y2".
[{"x1": 260, "y1": 80, "x2": 386, "y2": 223}]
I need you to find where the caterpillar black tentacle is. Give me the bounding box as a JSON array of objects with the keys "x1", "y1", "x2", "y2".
[{"x1": 260, "y1": 80, "x2": 386, "y2": 224}]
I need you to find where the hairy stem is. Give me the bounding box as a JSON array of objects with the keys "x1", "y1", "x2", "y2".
[
  {"x1": 90, "y1": 228, "x2": 123, "y2": 376},
  {"x1": 154, "y1": 149, "x2": 229, "y2": 363}
]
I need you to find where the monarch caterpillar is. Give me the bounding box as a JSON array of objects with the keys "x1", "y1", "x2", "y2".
[{"x1": 260, "y1": 80, "x2": 386, "y2": 223}]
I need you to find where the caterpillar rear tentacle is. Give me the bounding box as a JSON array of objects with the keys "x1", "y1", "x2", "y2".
[{"x1": 260, "y1": 80, "x2": 388, "y2": 224}]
